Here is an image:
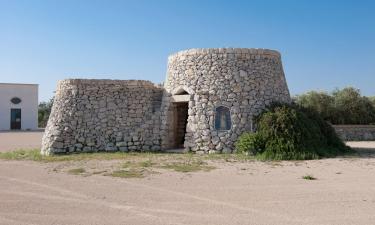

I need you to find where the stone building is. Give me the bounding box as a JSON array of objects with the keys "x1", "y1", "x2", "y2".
[{"x1": 41, "y1": 48, "x2": 291, "y2": 155}]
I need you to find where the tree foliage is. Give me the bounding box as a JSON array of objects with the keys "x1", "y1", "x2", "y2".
[
  {"x1": 293, "y1": 91, "x2": 334, "y2": 121},
  {"x1": 38, "y1": 97, "x2": 54, "y2": 128},
  {"x1": 295, "y1": 87, "x2": 375, "y2": 124}
]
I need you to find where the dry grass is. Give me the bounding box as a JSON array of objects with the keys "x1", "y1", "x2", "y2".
[
  {"x1": 67, "y1": 168, "x2": 86, "y2": 175},
  {"x1": 109, "y1": 169, "x2": 145, "y2": 178},
  {"x1": 161, "y1": 159, "x2": 215, "y2": 173},
  {"x1": 0, "y1": 149, "x2": 236, "y2": 178},
  {"x1": 302, "y1": 174, "x2": 317, "y2": 180}
]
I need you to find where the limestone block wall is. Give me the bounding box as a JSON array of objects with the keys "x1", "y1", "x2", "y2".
[
  {"x1": 333, "y1": 125, "x2": 375, "y2": 141},
  {"x1": 41, "y1": 79, "x2": 163, "y2": 155},
  {"x1": 161, "y1": 48, "x2": 291, "y2": 153},
  {"x1": 42, "y1": 48, "x2": 292, "y2": 155}
]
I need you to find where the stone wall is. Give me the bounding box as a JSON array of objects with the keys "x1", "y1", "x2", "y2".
[
  {"x1": 333, "y1": 125, "x2": 375, "y2": 141},
  {"x1": 160, "y1": 48, "x2": 291, "y2": 153},
  {"x1": 41, "y1": 79, "x2": 163, "y2": 155}
]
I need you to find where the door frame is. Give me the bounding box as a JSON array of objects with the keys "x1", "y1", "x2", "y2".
[
  {"x1": 172, "y1": 102, "x2": 189, "y2": 148},
  {"x1": 10, "y1": 108, "x2": 22, "y2": 130}
]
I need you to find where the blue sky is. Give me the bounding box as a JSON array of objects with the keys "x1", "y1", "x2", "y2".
[{"x1": 0, "y1": 0, "x2": 374, "y2": 102}]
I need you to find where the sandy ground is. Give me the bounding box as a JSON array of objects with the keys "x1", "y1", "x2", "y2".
[
  {"x1": 0, "y1": 131, "x2": 43, "y2": 152},
  {"x1": 1, "y1": 155, "x2": 375, "y2": 225},
  {"x1": 346, "y1": 141, "x2": 375, "y2": 149},
  {"x1": 0, "y1": 132, "x2": 375, "y2": 225}
]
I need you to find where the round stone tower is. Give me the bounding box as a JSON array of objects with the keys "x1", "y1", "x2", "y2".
[{"x1": 160, "y1": 48, "x2": 291, "y2": 153}]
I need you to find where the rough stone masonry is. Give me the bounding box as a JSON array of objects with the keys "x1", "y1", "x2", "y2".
[{"x1": 41, "y1": 48, "x2": 291, "y2": 155}]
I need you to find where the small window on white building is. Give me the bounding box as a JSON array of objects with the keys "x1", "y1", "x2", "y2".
[
  {"x1": 10, "y1": 97, "x2": 22, "y2": 104},
  {"x1": 215, "y1": 106, "x2": 231, "y2": 130}
]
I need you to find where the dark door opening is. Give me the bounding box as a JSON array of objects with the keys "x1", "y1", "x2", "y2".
[
  {"x1": 10, "y1": 108, "x2": 21, "y2": 130},
  {"x1": 173, "y1": 102, "x2": 188, "y2": 148}
]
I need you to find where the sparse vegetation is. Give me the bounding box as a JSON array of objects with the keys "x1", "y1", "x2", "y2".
[
  {"x1": 110, "y1": 169, "x2": 145, "y2": 178},
  {"x1": 92, "y1": 170, "x2": 107, "y2": 175},
  {"x1": 161, "y1": 159, "x2": 215, "y2": 173},
  {"x1": 68, "y1": 168, "x2": 85, "y2": 175},
  {"x1": 119, "y1": 158, "x2": 215, "y2": 173},
  {"x1": 0, "y1": 149, "x2": 222, "y2": 178},
  {"x1": 0, "y1": 149, "x2": 44, "y2": 161},
  {"x1": 0, "y1": 149, "x2": 133, "y2": 162},
  {"x1": 121, "y1": 160, "x2": 155, "y2": 169},
  {"x1": 302, "y1": 175, "x2": 317, "y2": 180},
  {"x1": 0, "y1": 149, "x2": 253, "y2": 163},
  {"x1": 138, "y1": 160, "x2": 155, "y2": 168}
]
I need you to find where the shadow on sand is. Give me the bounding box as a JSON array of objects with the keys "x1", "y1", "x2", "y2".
[{"x1": 351, "y1": 147, "x2": 375, "y2": 158}]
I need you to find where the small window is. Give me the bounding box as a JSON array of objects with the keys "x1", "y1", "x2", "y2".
[
  {"x1": 215, "y1": 106, "x2": 231, "y2": 130},
  {"x1": 176, "y1": 90, "x2": 188, "y2": 95},
  {"x1": 10, "y1": 97, "x2": 22, "y2": 104}
]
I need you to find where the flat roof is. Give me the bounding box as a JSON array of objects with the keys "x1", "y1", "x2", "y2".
[{"x1": 0, "y1": 82, "x2": 38, "y2": 86}]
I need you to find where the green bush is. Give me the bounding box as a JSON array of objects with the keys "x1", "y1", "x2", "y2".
[
  {"x1": 235, "y1": 132, "x2": 263, "y2": 155},
  {"x1": 235, "y1": 103, "x2": 352, "y2": 160}
]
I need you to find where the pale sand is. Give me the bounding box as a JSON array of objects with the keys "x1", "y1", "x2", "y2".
[
  {"x1": 0, "y1": 132, "x2": 375, "y2": 224},
  {"x1": 0, "y1": 154, "x2": 375, "y2": 224},
  {"x1": 0, "y1": 131, "x2": 43, "y2": 152},
  {"x1": 346, "y1": 141, "x2": 375, "y2": 149}
]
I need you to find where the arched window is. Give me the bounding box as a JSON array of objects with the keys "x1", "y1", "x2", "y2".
[
  {"x1": 174, "y1": 88, "x2": 189, "y2": 95},
  {"x1": 215, "y1": 106, "x2": 231, "y2": 130}
]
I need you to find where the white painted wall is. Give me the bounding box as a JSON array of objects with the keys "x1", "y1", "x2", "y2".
[{"x1": 0, "y1": 83, "x2": 38, "y2": 130}]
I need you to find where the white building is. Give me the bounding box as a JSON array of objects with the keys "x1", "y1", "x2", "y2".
[{"x1": 0, "y1": 83, "x2": 38, "y2": 130}]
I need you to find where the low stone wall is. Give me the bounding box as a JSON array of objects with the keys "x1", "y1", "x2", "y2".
[
  {"x1": 41, "y1": 79, "x2": 164, "y2": 155},
  {"x1": 333, "y1": 125, "x2": 375, "y2": 141}
]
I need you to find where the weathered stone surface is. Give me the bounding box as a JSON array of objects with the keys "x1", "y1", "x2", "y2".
[
  {"x1": 41, "y1": 79, "x2": 164, "y2": 155},
  {"x1": 119, "y1": 147, "x2": 129, "y2": 152},
  {"x1": 41, "y1": 48, "x2": 291, "y2": 155},
  {"x1": 160, "y1": 48, "x2": 290, "y2": 153}
]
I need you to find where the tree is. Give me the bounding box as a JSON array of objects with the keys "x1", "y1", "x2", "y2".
[
  {"x1": 332, "y1": 87, "x2": 375, "y2": 124},
  {"x1": 294, "y1": 87, "x2": 375, "y2": 125},
  {"x1": 370, "y1": 96, "x2": 375, "y2": 109},
  {"x1": 38, "y1": 97, "x2": 54, "y2": 128},
  {"x1": 294, "y1": 91, "x2": 335, "y2": 123}
]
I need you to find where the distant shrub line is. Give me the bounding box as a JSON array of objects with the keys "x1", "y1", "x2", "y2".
[{"x1": 294, "y1": 87, "x2": 375, "y2": 125}]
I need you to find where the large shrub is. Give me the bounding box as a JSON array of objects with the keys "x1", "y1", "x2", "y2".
[{"x1": 235, "y1": 104, "x2": 351, "y2": 160}]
